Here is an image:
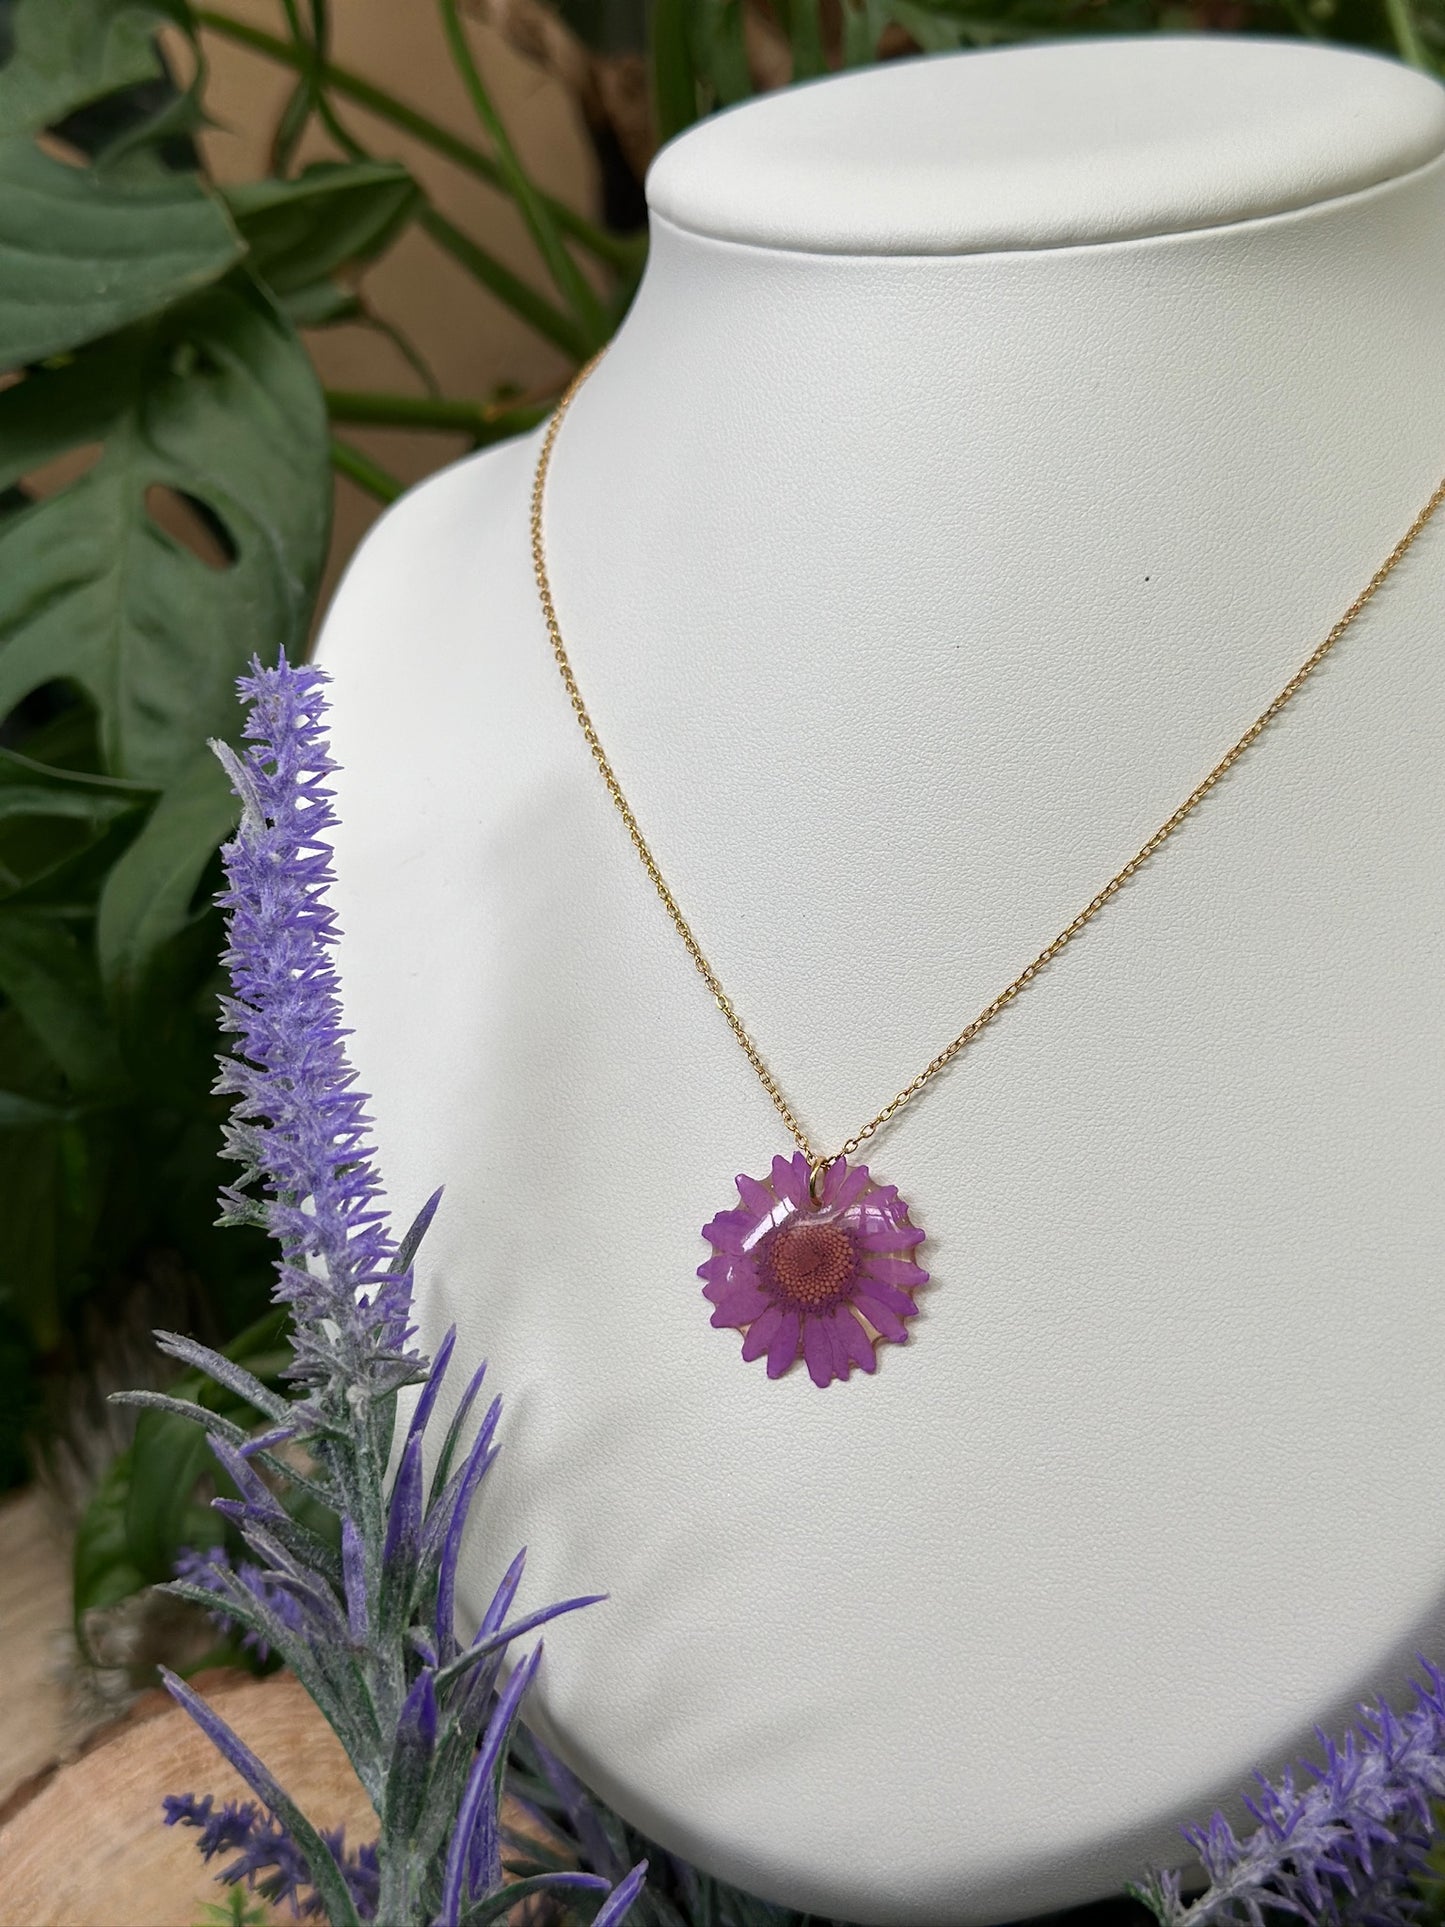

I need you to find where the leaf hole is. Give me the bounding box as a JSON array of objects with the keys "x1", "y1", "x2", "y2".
[
  {"x1": 0, "y1": 679, "x2": 96, "y2": 757},
  {"x1": 168, "y1": 339, "x2": 224, "y2": 384},
  {"x1": 34, "y1": 131, "x2": 92, "y2": 170},
  {"x1": 144, "y1": 486, "x2": 238, "y2": 571},
  {"x1": 22, "y1": 442, "x2": 105, "y2": 502}
]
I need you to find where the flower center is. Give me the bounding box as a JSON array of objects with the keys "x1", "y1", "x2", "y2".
[{"x1": 766, "y1": 1219, "x2": 856, "y2": 1311}]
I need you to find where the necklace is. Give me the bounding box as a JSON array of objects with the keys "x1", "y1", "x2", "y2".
[{"x1": 532, "y1": 358, "x2": 1445, "y2": 1389}]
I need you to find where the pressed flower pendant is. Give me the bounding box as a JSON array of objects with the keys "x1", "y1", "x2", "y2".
[{"x1": 699, "y1": 1152, "x2": 928, "y2": 1386}]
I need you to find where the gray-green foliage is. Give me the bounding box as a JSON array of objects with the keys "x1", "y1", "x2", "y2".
[{"x1": 0, "y1": 0, "x2": 405, "y2": 1501}]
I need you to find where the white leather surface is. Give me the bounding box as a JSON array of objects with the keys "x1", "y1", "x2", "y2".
[
  {"x1": 646, "y1": 37, "x2": 1445, "y2": 252},
  {"x1": 316, "y1": 40, "x2": 1445, "y2": 1924}
]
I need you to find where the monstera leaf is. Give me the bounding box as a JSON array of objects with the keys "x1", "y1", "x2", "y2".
[
  {"x1": 96, "y1": 745, "x2": 238, "y2": 1004},
  {"x1": 0, "y1": 0, "x2": 191, "y2": 139},
  {"x1": 0, "y1": 135, "x2": 241, "y2": 364},
  {"x1": 223, "y1": 160, "x2": 421, "y2": 299},
  {"x1": 0, "y1": 272, "x2": 331, "y2": 785}
]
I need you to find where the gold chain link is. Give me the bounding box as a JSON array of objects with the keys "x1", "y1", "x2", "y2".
[{"x1": 531, "y1": 355, "x2": 1445, "y2": 1173}]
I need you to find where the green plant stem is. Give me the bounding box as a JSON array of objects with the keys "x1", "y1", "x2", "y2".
[
  {"x1": 356, "y1": 299, "x2": 443, "y2": 397},
  {"x1": 194, "y1": 10, "x2": 645, "y2": 272},
  {"x1": 418, "y1": 205, "x2": 588, "y2": 359},
  {"x1": 435, "y1": 0, "x2": 607, "y2": 343},
  {"x1": 325, "y1": 388, "x2": 552, "y2": 440},
  {"x1": 279, "y1": 0, "x2": 325, "y2": 120},
  {"x1": 223, "y1": 18, "x2": 585, "y2": 361},
  {"x1": 1272, "y1": 0, "x2": 1324, "y2": 38},
  {"x1": 1382, "y1": 0, "x2": 1433, "y2": 66},
  {"x1": 330, "y1": 437, "x2": 404, "y2": 503},
  {"x1": 783, "y1": 0, "x2": 827, "y2": 79},
  {"x1": 0, "y1": 747, "x2": 158, "y2": 792}
]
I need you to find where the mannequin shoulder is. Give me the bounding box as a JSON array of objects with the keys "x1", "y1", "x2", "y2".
[{"x1": 314, "y1": 431, "x2": 538, "y2": 680}]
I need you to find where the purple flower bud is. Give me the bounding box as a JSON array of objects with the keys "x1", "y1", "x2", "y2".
[
  {"x1": 398, "y1": 1670, "x2": 437, "y2": 1755},
  {"x1": 383, "y1": 1433, "x2": 423, "y2": 1579},
  {"x1": 341, "y1": 1514, "x2": 369, "y2": 1646},
  {"x1": 1140, "y1": 1661, "x2": 1445, "y2": 1927}
]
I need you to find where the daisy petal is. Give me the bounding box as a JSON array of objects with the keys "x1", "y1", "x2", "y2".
[
  {"x1": 823, "y1": 1315, "x2": 850, "y2": 1378},
  {"x1": 741, "y1": 1304, "x2": 783, "y2": 1362},
  {"x1": 830, "y1": 1309, "x2": 865, "y2": 1379},
  {"x1": 736, "y1": 1173, "x2": 775, "y2": 1220},
  {"x1": 697, "y1": 1252, "x2": 732, "y2": 1284},
  {"x1": 825, "y1": 1161, "x2": 871, "y2": 1211},
  {"x1": 852, "y1": 1291, "x2": 911, "y2": 1344},
  {"x1": 833, "y1": 1306, "x2": 877, "y2": 1373},
  {"x1": 857, "y1": 1221, "x2": 925, "y2": 1251},
  {"x1": 771, "y1": 1154, "x2": 807, "y2": 1208},
  {"x1": 702, "y1": 1208, "x2": 751, "y2": 1254},
  {"x1": 854, "y1": 1274, "x2": 920, "y2": 1318},
  {"x1": 702, "y1": 1252, "x2": 759, "y2": 1301},
  {"x1": 708, "y1": 1278, "x2": 773, "y2": 1328},
  {"x1": 766, "y1": 1308, "x2": 802, "y2": 1377},
  {"x1": 861, "y1": 1255, "x2": 930, "y2": 1289},
  {"x1": 803, "y1": 1315, "x2": 837, "y2": 1388}
]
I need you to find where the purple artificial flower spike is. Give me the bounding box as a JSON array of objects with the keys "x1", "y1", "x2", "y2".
[
  {"x1": 112, "y1": 655, "x2": 644, "y2": 1925},
  {"x1": 1135, "y1": 1662, "x2": 1445, "y2": 1927}
]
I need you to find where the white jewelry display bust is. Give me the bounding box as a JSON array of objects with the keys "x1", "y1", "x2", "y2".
[{"x1": 316, "y1": 37, "x2": 1445, "y2": 1924}]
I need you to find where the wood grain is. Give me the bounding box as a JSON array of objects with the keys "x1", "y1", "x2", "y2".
[
  {"x1": 0, "y1": 1491, "x2": 73, "y2": 1814},
  {"x1": 0, "y1": 1670, "x2": 376, "y2": 1927}
]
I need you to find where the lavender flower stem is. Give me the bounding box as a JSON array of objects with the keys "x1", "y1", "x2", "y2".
[
  {"x1": 1135, "y1": 1663, "x2": 1445, "y2": 1927},
  {"x1": 139, "y1": 658, "x2": 644, "y2": 1926}
]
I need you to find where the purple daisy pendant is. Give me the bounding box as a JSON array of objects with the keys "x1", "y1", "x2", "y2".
[{"x1": 699, "y1": 1152, "x2": 929, "y2": 1386}]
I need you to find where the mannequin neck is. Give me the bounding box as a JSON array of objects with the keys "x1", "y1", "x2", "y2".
[
  {"x1": 554, "y1": 154, "x2": 1445, "y2": 680},
  {"x1": 558, "y1": 39, "x2": 1445, "y2": 542}
]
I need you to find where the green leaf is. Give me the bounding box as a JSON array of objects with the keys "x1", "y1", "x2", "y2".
[
  {"x1": 777, "y1": 0, "x2": 826, "y2": 77},
  {"x1": 73, "y1": 1447, "x2": 149, "y2": 1631},
  {"x1": 0, "y1": 911, "x2": 122, "y2": 1091},
  {"x1": 0, "y1": 764, "x2": 145, "y2": 910},
  {"x1": 90, "y1": 1310, "x2": 295, "y2": 1602},
  {"x1": 0, "y1": 0, "x2": 190, "y2": 139},
  {"x1": 97, "y1": 746, "x2": 238, "y2": 1002},
  {"x1": 0, "y1": 1089, "x2": 77, "y2": 1126},
  {"x1": 650, "y1": 0, "x2": 700, "y2": 143},
  {"x1": 0, "y1": 784, "x2": 139, "y2": 827},
  {"x1": 0, "y1": 273, "x2": 331, "y2": 783},
  {"x1": 885, "y1": 0, "x2": 970, "y2": 45},
  {"x1": 460, "y1": 1875, "x2": 611, "y2": 1926},
  {"x1": 696, "y1": 0, "x2": 751, "y2": 103},
  {"x1": 126, "y1": 1405, "x2": 221, "y2": 1584},
  {"x1": 840, "y1": 0, "x2": 893, "y2": 61},
  {"x1": 195, "y1": 1889, "x2": 270, "y2": 1927},
  {"x1": 0, "y1": 1118, "x2": 61, "y2": 1346},
  {"x1": 0, "y1": 135, "x2": 241, "y2": 366},
  {"x1": 277, "y1": 280, "x2": 361, "y2": 329},
  {"x1": 222, "y1": 159, "x2": 420, "y2": 297},
  {"x1": 0, "y1": 808, "x2": 139, "y2": 916}
]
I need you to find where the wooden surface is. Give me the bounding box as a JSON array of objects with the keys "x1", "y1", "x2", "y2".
[
  {"x1": 0, "y1": 1669, "x2": 376, "y2": 1927},
  {"x1": 0, "y1": 1491, "x2": 73, "y2": 1815},
  {"x1": 0, "y1": 1487, "x2": 372, "y2": 1926},
  {"x1": 0, "y1": 1496, "x2": 565, "y2": 1922}
]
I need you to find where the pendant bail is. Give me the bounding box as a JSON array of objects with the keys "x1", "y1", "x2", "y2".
[{"x1": 808, "y1": 1155, "x2": 831, "y2": 1206}]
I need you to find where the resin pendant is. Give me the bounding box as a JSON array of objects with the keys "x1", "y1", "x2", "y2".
[{"x1": 699, "y1": 1151, "x2": 929, "y2": 1386}]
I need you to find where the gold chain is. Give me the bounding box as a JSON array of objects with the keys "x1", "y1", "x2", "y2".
[{"x1": 531, "y1": 356, "x2": 1445, "y2": 1181}]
